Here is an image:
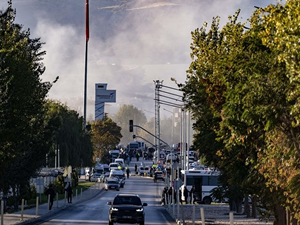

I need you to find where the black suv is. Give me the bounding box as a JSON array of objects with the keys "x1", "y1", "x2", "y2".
[{"x1": 107, "y1": 194, "x2": 147, "y2": 225}]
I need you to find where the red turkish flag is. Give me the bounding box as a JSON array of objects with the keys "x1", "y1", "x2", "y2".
[{"x1": 86, "y1": 0, "x2": 89, "y2": 42}]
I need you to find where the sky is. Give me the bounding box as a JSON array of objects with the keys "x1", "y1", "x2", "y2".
[{"x1": 0, "y1": 0, "x2": 277, "y2": 120}]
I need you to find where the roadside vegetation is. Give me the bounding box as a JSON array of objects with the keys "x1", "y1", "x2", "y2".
[{"x1": 178, "y1": 1, "x2": 300, "y2": 224}]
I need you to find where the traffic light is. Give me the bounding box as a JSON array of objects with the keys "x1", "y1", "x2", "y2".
[{"x1": 129, "y1": 120, "x2": 133, "y2": 132}]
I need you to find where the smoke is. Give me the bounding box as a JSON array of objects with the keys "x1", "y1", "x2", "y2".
[{"x1": 8, "y1": 0, "x2": 275, "y2": 120}]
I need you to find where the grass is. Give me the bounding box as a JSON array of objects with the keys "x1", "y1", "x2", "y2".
[{"x1": 26, "y1": 181, "x2": 95, "y2": 205}]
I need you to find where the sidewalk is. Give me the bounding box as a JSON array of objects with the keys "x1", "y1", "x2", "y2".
[{"x1": 1, "y1": 182, "x2": 104, "y2": 225}]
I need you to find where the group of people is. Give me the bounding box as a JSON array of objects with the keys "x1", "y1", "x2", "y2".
[
  {"x1": 161, "y1": 185, "x2": 196, "y2": 205},
  {"x1": 45, "y1": 182, "x2": 73, "y2": 210}
]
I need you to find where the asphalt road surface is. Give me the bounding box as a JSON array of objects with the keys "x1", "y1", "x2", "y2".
[{"x1": 34, "y1": 159, "x2": 176, "y2": 225}]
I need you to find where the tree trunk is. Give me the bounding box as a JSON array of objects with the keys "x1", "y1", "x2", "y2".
[
  {"x1": 243, "y1": 194, "x2": 251, "y2": 218},
  {"x1": 252, "y1": 196, "x2": 257, "y2": 218},
  {"x1": 273, "y1": 206, "x2": 286, "y2": 225}
]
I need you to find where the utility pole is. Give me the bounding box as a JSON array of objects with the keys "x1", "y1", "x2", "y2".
[{"x1": 154, "y1": 80, "x2": 163, "y2": 163}]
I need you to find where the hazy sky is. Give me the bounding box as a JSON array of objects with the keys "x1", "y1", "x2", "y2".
[{"x1": 0, "y1": 0, "x2": 276, "y2": 120}]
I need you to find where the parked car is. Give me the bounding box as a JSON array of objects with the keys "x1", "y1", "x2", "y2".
[
  {"x1": 107, "y1": 194, "x2": 147, "y2": 225},
  {"x1": 105, "y1": 178, "x2": 120, "y2": 191}
]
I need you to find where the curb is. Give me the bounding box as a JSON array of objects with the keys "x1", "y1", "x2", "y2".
[{"x1": 15, "y1": 185, "x2": 105, "y2": 225}]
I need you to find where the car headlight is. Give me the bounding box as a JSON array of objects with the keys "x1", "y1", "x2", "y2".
[
  {"x1": 136, "y1": 208, "x2": 143, "y2": 212},
  {"x1": 112, "y1": 207, "x2": 119, "y2": 211}
]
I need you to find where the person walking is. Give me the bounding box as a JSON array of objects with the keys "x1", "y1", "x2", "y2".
[
  {"x1": 126, "y1": 166, "x2": 130, "y2": 179},
  {"x1": 190, "y1": 185, "x2": 195, "y2": 204},
  {"x1": 66, "y1": 183, "x2": 73, "y2": 203},
  {"x1": 179, "y1": 189, "x2": 183, "y2": 204},
  {"x1": 46, "y1": 184, "x2": 56, "y2": 210},
  {"x1": 183, "y1": 186, "x2": 189, "y2": 204}
]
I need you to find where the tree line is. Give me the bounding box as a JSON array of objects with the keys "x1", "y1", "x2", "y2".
[
  {"x1": 179, "y1": 1, "x2": 300, "y2": 224},
  {"x1": 0, "y1": 2, "x2": 123, "y2": 209}
]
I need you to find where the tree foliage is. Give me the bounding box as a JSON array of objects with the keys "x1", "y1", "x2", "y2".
[
  {"x1": 0, "y1": 1, "x2": 54, "y2": 204},
  {"x1": 91, "y1": 118, "x2": 122, "y2": 164},
  {"x1": 45, "y1": 100, "x2": 93, "y2": 167},
  {"x1": 181, "y1": 0, "x2": 300, "y2": 222}
]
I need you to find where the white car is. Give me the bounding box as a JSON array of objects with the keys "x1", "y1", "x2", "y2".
[
  {"x1": 90, "y1": 173, "x2": 102, "y2": 182},
  {"x1": 166, "y1": 153, "x2": 177, "y2": 162},
  {"x1": 105, "y1": 178, "x2": 120, "y2": 191},
  {"x1": 109, "y1": 162, "x2": 120, "y2": 170},
  {"x1": 138, "y1": 166, "x2": 150, "y2": 176}
]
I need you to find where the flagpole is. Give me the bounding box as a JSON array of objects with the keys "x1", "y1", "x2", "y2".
[{"x1": 83, "y1": 0, "x2": 89, "y2": 129}]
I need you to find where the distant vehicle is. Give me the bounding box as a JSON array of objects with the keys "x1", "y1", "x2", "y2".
[
  {"x1": 180, "y1": 169, "x2": 220, "y2": 204},
  {"x1": 90, "y1": 173, "x2": 102, "y2": 182},
  {"x1": 114, "y1": 158, "x2": 125, "y2": 168},
  {"x1": 109, "y1": 169, "x2": 126, "y2": 188},
  {"x1": 100, "y1": 172, "x2": 110, "y2": 183},
  {"x1": 166, "y1": 153, "x2": 177, "y2": 162},
  {"x1": 138, "y1": 166, "x2": 150, "y2": 176},
  {"x1": 153, "y1": 171, "x2": 164, "y2": 182},
  {"x1": 107, "y1": 194, "x2": 147, "y2": 225},
  {"x1": 127, "y1": 141, "x2": 139, "y2": 155},
  {"x1": 94, "y1": 165, "x2": 104, "y2": 174},
  {"x1": 109, "y1": 163, "x2": 120, "y2": 171},
  {"x1": 109, "y1": 150, "x2": 120, "y2": 162},
  {"x1": 105, "y1": 178, "x2": 120, "y2": 191}
]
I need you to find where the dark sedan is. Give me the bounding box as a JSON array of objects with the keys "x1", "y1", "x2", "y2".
[{"x1": 107, "y1": 194, "x2": 147, "y2": 225}]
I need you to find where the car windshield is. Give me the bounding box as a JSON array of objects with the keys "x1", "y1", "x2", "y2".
[
  {"x1": 108, "y1": 181, "x2": 118, "y2": 184},
  {"x1": 113, "y1": 196, "x2": 142, "y2": 205}
]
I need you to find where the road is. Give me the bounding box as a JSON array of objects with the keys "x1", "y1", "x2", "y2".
[{"x1": 33, "y1": 159, "x2": 176, "y2": 225}]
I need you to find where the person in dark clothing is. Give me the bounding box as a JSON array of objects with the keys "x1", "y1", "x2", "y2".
[
  {"x1": 46, "y1": 184, "x2": 56, "y2": 210},
  {"x1": 190, "y1": 185, "x2": 195, "y2": 204},
  {"x1": 66, "y1": 183, "x2": 73, "y2": 203},
  {"x1": 168, "y1": 187, "x2": 173, "y2": 204},
  {"x1": 126, "y1": 167, "x2": 130, "y2": 179},
  {"x1": 183, "y1": 186, "x2": 189, "y2": 204},
  {"x1": 135, "y1": 164, "x2": 138, "y2": 174},
  {"x1": 179, "y1": 189, "x2": 183, "y2": 204}
]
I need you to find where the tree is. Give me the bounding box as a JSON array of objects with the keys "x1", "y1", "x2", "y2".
[
  {"x1": 0, "y1": 1, "x2": 54, "y2": 209},
  {"x1": 113, "y1": 104, "x2": 147, "y2": 145},
  {"x1": 181, "y1": 1, "x2": 300, "y2": 223},
  {"x1": 45, "y1": 100, "x2": 93, "y2": 168},
  {"x1": 91, "y1": 118, "x2": 122, "y2": 164}
]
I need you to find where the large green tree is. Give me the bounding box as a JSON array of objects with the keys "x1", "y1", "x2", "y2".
[
  {"x1": 0, "y1": 1, "x2": 55, "y2": 207},
  {"x1": 181, "y1": 1, "x2": 300, "y2": 223},
  {"x1": 45, "y1": 100, "x2": 93, "y2": 167}
]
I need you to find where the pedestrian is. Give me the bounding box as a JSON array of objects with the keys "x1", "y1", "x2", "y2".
[
  {"x1": 66, "y1": 182, "x2": 73, "y2": 203},
  {"x1": 179, "y1": 189, "x2": 183, "y2": 204},
  {"x1": 46, "y1": 184, "x2": 56, "y2": 210},
  {"x1": 183, "y1": 186, "x2": 189, "y2": 204},
  {"x1": 190, "y1": 185, "x2": 195, "y2": 204},
  {"x1": 135, "y1": 164, "x2": 137, "y2": 174},
  {"x1": 168, "y1": 187, "x2": 173, "y2": 204},
  {"x1": 126, "y1": 166, "x2": 130, "y2": 179}
]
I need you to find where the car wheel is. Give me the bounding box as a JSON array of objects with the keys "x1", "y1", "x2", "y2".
[
  {"x1": 203, "y1": 196, "x2": 212, "y2": 205},
  {"x1": 109, "y1": 220, "x2": 113, "y2": 225},
  {"x1": 117, "y1": 189, "x2": 119, "y2": 191}
]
